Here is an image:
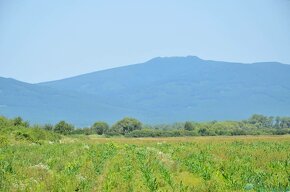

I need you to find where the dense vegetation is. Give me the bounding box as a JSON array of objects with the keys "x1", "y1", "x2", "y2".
[
  {"x1": 0, "y1": 136, "x2": 289, "y2": 191},
  {"x1": 67, "y1": 114, "x2": 290, "y2": 137},
  {"x1": 0, "y1": 116, "x2": 60, "y2": 146},
  {"x1": 1, "y1": 114, "x2": 290, "y2": 140},
  {"x1": 0, "y1": 115, "x2": 289, "y2": 191}
]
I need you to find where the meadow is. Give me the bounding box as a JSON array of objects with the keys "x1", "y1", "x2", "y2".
[{"x1": 1, "y1": 135, "x2": 289, "y2": 192}]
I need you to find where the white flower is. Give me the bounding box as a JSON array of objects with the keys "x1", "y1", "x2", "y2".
[{"x1": 32, "y1": 163, "x2": 49, "y2": 170}]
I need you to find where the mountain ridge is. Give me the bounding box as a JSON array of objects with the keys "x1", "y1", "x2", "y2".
[
  {"x1": 1, "y1": 56, "x2": 290, "y2": 126},
  {"x1": 38, "y1": 56, "x2": 289, "y2": 86}
]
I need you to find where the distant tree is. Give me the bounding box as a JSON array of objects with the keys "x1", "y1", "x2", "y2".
[
  {"x1": 13, "y1": 116, "x2": 29, "y2": 127},
  {"x1": 198, "y1": 127, "x2": 209, "y2": 136},
  {"x1": 43, "y1": 124, "x2": 54, "y2": 131},
  {"x1": 248, "y1": 114, "x2": 273, "y2": 128},
  {"x1": 274, "y1": 116, "x2": 290, "y2": 129},
  {"x1": 22, "y1": 121, "x2": 30, "y2": 128},
  {"x1": 210, "y1": 120, "x2": 218, "y2": 124},
  {"x1": 54, "y1": 121, "x2": 74, "y2": 135},
  {"x1": 71, "y1": 128, "x2": 85, "y2": 135},
  {"x1": 112, "y1": 117, "x2": 142, "y2": 135},
  {"x1": 91, "y1": 121, "x2": 109, "y2": 135},
  {"x1": 279, "y1": 117, "x2": 290, "y2": 128},
  {"x1": 13, "y1": 116, "x2": 23, "y2": 126},
  {"x1": 274, "y1": 116, "x2": 281, "y2": 128},
  {"x1": 184, "y1": 121, "x2": 194, "y2": 131},
  {"x1": 83, "y1": 127, "x2": 92, "y2": 135}
]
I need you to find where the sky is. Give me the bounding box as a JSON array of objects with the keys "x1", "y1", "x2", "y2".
[{"x1": 0, "y1": 0, "x2": 290, "y2": 83}]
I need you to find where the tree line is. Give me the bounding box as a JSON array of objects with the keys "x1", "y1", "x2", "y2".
[{"x1": 1, "y1": 114, "x2": 290, "y2": 138}]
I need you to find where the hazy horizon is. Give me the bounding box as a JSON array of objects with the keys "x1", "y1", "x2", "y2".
[{"x1": 1, "y1": 0, "x2": 290, "y2": 83}]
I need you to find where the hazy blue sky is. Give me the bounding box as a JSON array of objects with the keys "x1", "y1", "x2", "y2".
[{"x1": 1, "y1": 0, "x2": 290, "y2": 83}]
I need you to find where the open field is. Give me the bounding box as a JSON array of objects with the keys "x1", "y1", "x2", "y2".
[{"x1": 1, "y1": 135, "x2": 290, "y2": 191}]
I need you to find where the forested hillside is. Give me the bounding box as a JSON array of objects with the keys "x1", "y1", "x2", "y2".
[{"x1": 1, "y1": 56, "x2": 290, "y2": 125}]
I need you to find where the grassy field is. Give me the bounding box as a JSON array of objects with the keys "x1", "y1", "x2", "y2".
[{"x1": 1, "y1": 135, "x2": 290, "y2": 191}]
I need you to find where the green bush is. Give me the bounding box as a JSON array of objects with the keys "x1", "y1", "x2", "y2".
[
  {"x1": 111, "y1": 117, "x2": 142, "y2": 135},
  {"x1": 125, "y1": 129, "x2": 198, "y2": 137},
  {"x1": 54, "y1": 121, "x2": 74, "y2": 135},
  {"x1": 105, "y1": 130, "x2": 121, "y2": 137},
  {"x1": 91, "y1": 121, "x2": 109, "y2": 135},
  {"x1": 0, "y1": 136, "x2": 9, "y2": 147},
  {"x1": 275, "y1": 128, "x2": 290, "y2": 135},
  {"x1": 15, "y1": 131, "x2": 33, "y2": 142},
  {"x1": 14, "y1": 127, "x2": 61, "y2": 143}
]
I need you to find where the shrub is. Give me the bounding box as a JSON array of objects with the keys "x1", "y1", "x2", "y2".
[
  {"x1": 44, "y1": 124, "x2": 54, "y2": 131},
  {"x1": 0, "y1": 136, "x2": 9, "y2": 147},
  {"x1": 15, "y1": 131, "x2": 33, "y2": 142},
  {"x1": 54, "y1": 121, "x2": 74, "y2": 135},
  {"x1": 184, "y1": 121, "x2": 195, "y2": 131},
  {"x1": 83, "y1": 128, "x2": 93, "y2": 135},
  {"x1": 111, "y1": 117, "x2": 142, "y2": 135},
  {"x1": 91, "y1": 121, "x2": 109, "y2": 135},
  {"x1": 275, "y1": 128, "x2": 290, "y2": 135}
]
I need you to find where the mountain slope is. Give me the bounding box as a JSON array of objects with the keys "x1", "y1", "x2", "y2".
[
  {"x1": 39, "y1": 56, "x2": 290, "y2": 122},
  {"x1": 1, "y1": 56, "x2": 290, "y2": 126},
  {"x1": 0, "y1": 77, "x2": 142, "y2": 126}
]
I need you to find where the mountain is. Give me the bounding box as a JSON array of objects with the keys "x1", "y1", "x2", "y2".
[
  {"x1": 1, "y1": 56, "x2": 290, "y2": 126},
  {"x1": 0, "y1": 77, "x2": 141, "y2": 126}
]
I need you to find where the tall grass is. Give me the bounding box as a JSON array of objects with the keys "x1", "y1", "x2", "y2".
[{"x1": 0, "y1": 136, "x2": 289, "y2": 191}]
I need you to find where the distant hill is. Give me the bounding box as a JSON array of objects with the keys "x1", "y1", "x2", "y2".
[
  {"x1": 1, "y1": 56, "x2": 290, "y2": 126},
  {"x1": 0, "y1": 77, "x2": 141, "y2": 126}
]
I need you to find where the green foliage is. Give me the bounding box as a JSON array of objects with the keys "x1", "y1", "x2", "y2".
[
  {"x1": 146, "y1": 122, "x2": 185, "y2": 130},
  {"x1": 83, "y1": 128, "x2": 92, "y2": 135},
  {"x1": 43, "y1": 123, "x2": 54, "y2": 131},
  {"x1": 247, "y1": 114, "x2": 274, "y2": 128},
  {"x1": 70, "y1": 128, "x2": 86, "y2": 135},
  {"x1": 1, "y1": 114, "x2": 290, "y2": 140},
  {"x1": 0, "y1": 116, "x2": 61, "y2": 145},
  {"x1": 104, "y1": 130, "x2": 121, "y2": 137},
  {"x1": 111, "y1": 117, "x2": 142, "y2": 135},
  {"x1": 14, "y1": 127, "x2": 61, "y2": 143},
  {"x1": 0, "y1": 136, "x2": 9, "y2": 147},
  {"x1": 275, "y1": 116, "x2": 290, "y2": 129},
  {"x1": 12, "y1": 116, "x2": 30, "y2": 127},
  {"x1": 0, "y1": 116, "x2": 13, "y2": 129},
  {"x1": 184, "y1": 121, "x2": 195, "y2": 131},
  {"x1": 54, "y1": 121, "x2": 74, "y2": 135},
  {"x1": 275, "y1": 128, "x2": 290, "y2": 135},
  {"x1": 125, "y1": 129, "x2": 198, "y2": 137},
  {"x1": 91, "y1": 121, "x2": 109, "y2": 135},
  {"x1": 0, "y1": 136, "x2": 289, "y2": 191},
  {"x1": 0, "y1": 115, "x2": 289, "y2": 191},
  {"x1": 139, "y1": 115, "x2": 290, "y2": 138}
]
